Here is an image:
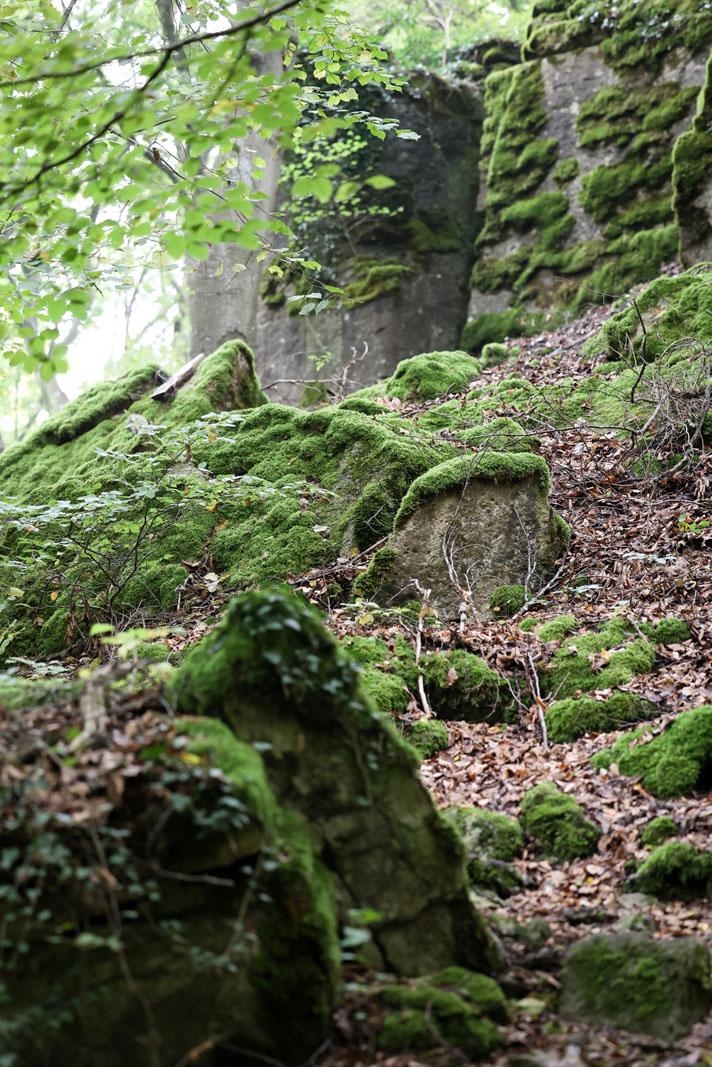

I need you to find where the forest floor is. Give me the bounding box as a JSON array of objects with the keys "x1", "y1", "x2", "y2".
[
  {"x1": 43, "y1": 300, "x2": 710, "y2": 1066},
  {"x1": 294, "y1": 305, "x2": 712, "y2": 1067}
]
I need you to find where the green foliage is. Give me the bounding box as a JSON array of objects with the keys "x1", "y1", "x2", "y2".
[
  {"x1": 0, "y1": 1, "x2": 409, "y2": 375},
  {"x1": 592, "y1": 705, "x2": 712, "y2": 798},
  {"x1": 520, "y1": 781, "x2": 601, "y2": 861}
]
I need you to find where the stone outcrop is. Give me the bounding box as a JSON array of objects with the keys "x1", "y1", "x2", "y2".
[
  {"x1": 463, "y1": 0, "x2": 712, "y2": 351},
  {"x1": 255, "y1": 75, "x2": 484, "y2": 403},
  {"x1": 171, "y1": 587, "x2": 500, "y2": 978},
  {"x1": 355, "y1": 452, "x2": 568, "y2": 619},
  {"x1": 0, "y1": 588, "x2": 502, "y2": 1065},
  {"x1": 674, "y1": 52, "x2": 712, "y2": 264},
  {"x1": 561, "y1": 933, "x2": 711, "y2": 1038}
]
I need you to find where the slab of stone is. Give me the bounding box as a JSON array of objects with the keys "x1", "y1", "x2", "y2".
[{"x1": 561, "y1": 933, "x2": 712, "y2": 1039}]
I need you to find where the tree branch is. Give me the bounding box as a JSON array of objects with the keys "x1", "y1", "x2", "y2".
[{"x1": 0, "y1": 0, "x2": 305, "y2": 89}]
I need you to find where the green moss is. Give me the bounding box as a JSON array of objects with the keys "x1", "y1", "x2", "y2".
[
  {"x1": 584, "y1": 265, "x2": 712, "y2": 361},
  {"x1": 640, "y1": 815, "x2": 679, "y2": 848},
  {"x1": 383, "y1": 351, "x2": 481, "y2": 402},
  {"x1": 407, "y1": 718, "x2": 449, "y2": 759},
  {"x1": 546, "y1": 692, "x2": 656, "y2": 743},
  {"x1": 461, "y1": 309, "x2": 542, "y2": 351},
  {"x1": 395, "y1": 451, "x2": 551, "y2": 528},
  {"x1": 422, "y1": 650, "x2": 512, "y2": 723},
  {"x1": 480, "y1": 342, "x2": 509, "y2": 366},
  {"x1": 456, "y1": 417, "x2": 537, "y2": 453},
  {"x1": 375, "y1": 968, "x2": 506, "y2": 1057},
  {"x1": 360, "y1": 669, "x2": 410, "y2": 715},
  {"x1": 631, "y1": 842, "x2": 712, "y2": 900},
  {"x1": 644, "y1": 617, "x2": 692, "y2": 644},
  {"x1": 520, "y1": 781, "x2": 601, "y2": 861},
  {"x1": 352, "y1": 546, "x2": 399, "y2": 602},
  {"x1": 544, "y1": 618, "x2": 656, "y2": 698},
  {"x1": 166, "y1": 341, "x2": 267, "y2": 423},
  {"x1": 561, "y1": 932, "x2": 712, "y2": 1040},
  {"x1": 592, "y1": 705, "x2": 712, "y2": 798},
  {"x1": 488, "y1": 584, "x2": 526, "y2": 617},
  {"x1": 553, "y1": 157, "x2": 579, "y2": 185},
  {"x1": 447, "y1": 806, "x2": 524, "y2": 864},
  {"x1": 535, "y1": 614, "x2": 578, "y2": 641},
  {"x1": 342, "y1": 259, "x2": 415, "y2": 309}
]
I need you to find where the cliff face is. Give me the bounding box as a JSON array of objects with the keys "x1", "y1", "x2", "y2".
[
  {"x1": 463, "y1": 0, "x2": 712, "y2": 350},
  {"x1": 255, "y1": 74, "x2": 484, "y2": 404},
  {"x1": 245, "y1": 0, "x2": 712, "y2": 397}
]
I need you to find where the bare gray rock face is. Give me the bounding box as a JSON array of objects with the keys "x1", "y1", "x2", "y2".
[
  {"x1": 356, "y1": 454, "x2": 568, "y2": 619},
  {"x1": 255, "y1": 74, "x2": 484, "y2": 404}
]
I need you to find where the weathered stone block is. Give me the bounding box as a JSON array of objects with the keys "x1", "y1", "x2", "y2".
[
  {"x1": 357, "y1": 453, "x2": 568, "y2": 619},
  {"x1": 561, "y1": 933, "x2": 712, "y2": 1038}
]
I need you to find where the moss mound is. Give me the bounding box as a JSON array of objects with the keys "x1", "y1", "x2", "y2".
[
  {"x1": 592, "y1": 705, "x2": 712, "y2": 798},
  {"x1": 447, "y1": 807, "x2": 524, "y2": 897},
  {"x1": 406, "y1": 718, "x2": 449, "y2": 759},
  {"x1": 561, "y1": 933, "x2": 712, "y2": 1039},
  {"x1": 631, "y1": 841, "x2": 712, "y2": 900},
  {"x1": 379, "y1": 351, "x2": 482, "y2": 402},
  {"x1": 520, "y1": 782, "x2": 601, "y2": 861},
  {"x1": 544, "y1": 618, "x2": 656, "y2": 698},
  {"x1": 422, "y1": 649, "x2": 512, "y2": 723},
  {"x1": 489, "y1": 583, "x2": 526, "y2": 617},
  {"x1": 546, "y1": 692, "x2": 656, "y2": 743},
  {"x1": 640, "y1": 815, "x2": 679, "y2": 848},
  {"x1": 375, "y1": 967, "x2": 507, "y2": 1058}
]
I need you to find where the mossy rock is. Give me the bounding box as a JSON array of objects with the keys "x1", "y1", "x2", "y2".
[
  {"x1": 381, "y1": 351, "x2": 482, "y2": 402},
  {"x1": 170, "y1": 585, "x2": 500, "y2": 977},
  {"x1": 375, "y1": 966, "x2": 506, "y2": 1059},
  {"x1": 422, "y1": 650, "x2": 513, "y2": 723},
  {"x1": 358, "y1": 451, "x2": 568, "y2": 620},
  {"x1": 639, "y1": 815, "x2": 679, "y2": 848},
  {"x1": 447, "y1": 806, "x2": 524, "y2": 897},
  {"x1": 544, "y1": 618, "x2": 656, "y2": 699},
  {"x1": 561, "y1": 933, "x2": 712, "y2": 1039},
  {"x1": 630, "y1": 842, "x2": 712, "y2": 901},
  {"x1": 456, "y1": 417, "x2": 538, "y2": 454},
  {"x1": 592, "y1": 705, "x2": 712, "y2": 798},
  {"x1": 520, "y1": 782, "x2": 600, "y2": 862},
  {"x1": 0, "y1": 713, "x2": 340, "y2": 1066},
  {"x1": 545, "y1": 692, "x2": 657, "y2": 743},
  {"x1": 406, "y1": 718, "x2": 449, "y2": 759},
  {"x1": 535, "y1": 614, "x2": 578, "y2": 641}
]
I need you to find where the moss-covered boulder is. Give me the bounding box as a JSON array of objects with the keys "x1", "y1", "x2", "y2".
[
  {"x1": 170, "y1": 586, "x2": 500, "y2": 976},
  {"x1": 0, "y1": 713, "x2": 339, "y2": 1066},
  {"x1": 356, "y1": 452, "x2": 568, "y2": 619},
  {"x1": 546, "y1": 692, "x2": 657, "y2": 743},
  {"x1": 375, "y1": 966, "x2": 507, "y2": 1059},
  {"x1": 543, "y1": 618, "x2": 656, "y2": 699},
  {"x1": 561, "y1": 933, "x2": 712, "y2": 1039},
  {"x1": 592, "y1": 705, "x2": 712, "y2": 798},
  {"x1": 447, "y1": 807, "x2": 524, "y2": 897},
  {"x1": 520, "y1": 782, "x2": 600, "y2": 862},
  {"x1": 630, "y1": 842, "x2": 712, "y2": 900},
  {"x1": 422, "y1": 649, "x2": 513, "y2": 723}
]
